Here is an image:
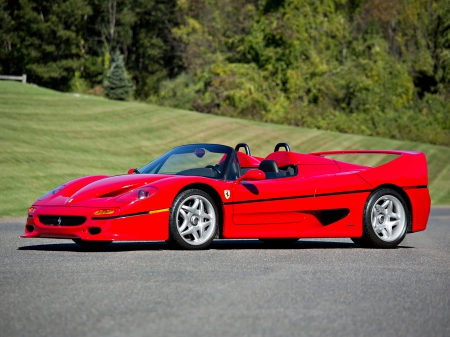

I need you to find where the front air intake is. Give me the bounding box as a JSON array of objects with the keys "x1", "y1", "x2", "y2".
[
  {"x1": 88, "y1": 227, "x2": 101, "y2": 235},
  {"x1": 39, "y1": 216, "x2": 86, "y2": 226}
]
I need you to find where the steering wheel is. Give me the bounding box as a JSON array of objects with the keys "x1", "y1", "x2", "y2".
[{"x1": 205, "y1": 165, "x2": 221, "y2": 176}]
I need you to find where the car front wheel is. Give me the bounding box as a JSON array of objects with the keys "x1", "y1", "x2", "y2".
[{"x1": 168, "y1": 189, "x2": 218, "y2": 250}]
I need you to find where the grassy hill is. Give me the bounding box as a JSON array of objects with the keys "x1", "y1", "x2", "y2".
[{"x1": 1, "y1": 81, "x2": 449, "y2": 216}]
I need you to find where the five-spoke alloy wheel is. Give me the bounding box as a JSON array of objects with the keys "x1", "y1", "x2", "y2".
[
  {"x1": 168, "y1": 189, "x2": 218, "y2": 250},
  {"x1": 353, "y1": 188, "x2": 410, "y2": 248},
  {"x1": 370, "y1": 194, "x2": 406, "y2": 242}
]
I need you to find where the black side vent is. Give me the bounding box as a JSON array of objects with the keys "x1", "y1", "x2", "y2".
[
  {"x1": 313, "y1": 209, "x2": 350, "y2": 226},
  {"x1": 39, "y1": 216, "x2": 86, "y2": 226}
]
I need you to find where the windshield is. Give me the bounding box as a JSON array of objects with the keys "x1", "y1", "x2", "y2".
[{"x1": 138, "y1": 144, "x2": 233, "y2": 179}]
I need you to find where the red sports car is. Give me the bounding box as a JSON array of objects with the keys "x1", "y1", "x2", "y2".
[{"x1": 22, "y1": 142, "x2": 430, "y2": 249}]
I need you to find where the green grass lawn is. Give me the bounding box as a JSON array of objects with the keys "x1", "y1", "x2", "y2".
[{"x1": 1, "y1": 81, "x2": 449, "y2": 216}]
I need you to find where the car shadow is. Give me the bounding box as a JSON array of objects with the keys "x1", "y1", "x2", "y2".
[
  {"x1": 18, "y1": 241, "x2": 167, "y2": 252},
  {"x1": 210, "y1": 240, "x2": 413, "y2": 250},
  {"x1": 17, "y1": 239, "x2": 413, "y2": 252}
]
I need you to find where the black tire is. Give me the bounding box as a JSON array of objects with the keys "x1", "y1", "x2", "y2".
[
  {"x1": 168, "y1": 189, "x2": 218, "y2": 250},
  {"x1": 164, "y1": 235, "x2": 181, "y2": 249},
  {"x1": 72, "y1": 239, "x2": 112, "y2": 248},
  {"x1": 358, "y1": 188, "x2": 410, "y2": 248},
  {"x1": 350, "y1": 237, "x2": 371, "y2": 247},
  {"x1": 259, "y1": 238, "x2": 299, "y2": 246}
]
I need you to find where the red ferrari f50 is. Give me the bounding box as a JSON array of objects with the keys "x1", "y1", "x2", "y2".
[{"x1": 22, "y1": 143, "x2": 430, "y2": 249}]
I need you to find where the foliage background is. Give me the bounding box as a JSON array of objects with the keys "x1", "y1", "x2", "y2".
[{"x1": 1, "y1": 0, "x2": 449, "y2": 145}]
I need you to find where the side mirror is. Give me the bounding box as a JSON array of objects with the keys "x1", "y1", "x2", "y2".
[
  {"x1": 128, "y1": 168, "x2": 139, "y2": 174},
  {"x1": 235, "y1": 169, "x2": 266, "y2": 184}
]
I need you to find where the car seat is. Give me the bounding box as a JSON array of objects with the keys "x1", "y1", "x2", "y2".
[{"x1": 258, "y1": 160, "x2": 282, "y2": 179}]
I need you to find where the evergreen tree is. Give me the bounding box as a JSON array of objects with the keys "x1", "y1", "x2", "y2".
[{"x1": 104, "y1": 52, "x2": 132, "y2": 100}]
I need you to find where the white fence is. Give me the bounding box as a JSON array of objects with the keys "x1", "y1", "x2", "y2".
[{"x1": 0, "y1": 74, "x2": 27, "y2": 83}]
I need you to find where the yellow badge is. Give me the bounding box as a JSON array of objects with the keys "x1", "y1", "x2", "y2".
[{"x1": 224, "y1": 190, "x2": 231, "y2": 200}]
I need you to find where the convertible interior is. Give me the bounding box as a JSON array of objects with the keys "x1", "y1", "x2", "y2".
[{"x1": 235, "y1": 142, "x2": 298, "y2": 179}]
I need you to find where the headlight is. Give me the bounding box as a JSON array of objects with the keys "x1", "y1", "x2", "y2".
[
  {"x1": 38, "y1": 184, "x2": 66, "y2": 200},
  {"x1": 115, "y1": 186, "x2": 157, "y2": 203}
]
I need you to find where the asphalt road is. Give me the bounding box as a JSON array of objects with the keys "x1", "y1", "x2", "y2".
[{"x1": 1, "y1": 208, "x2": 449, "y2": 337}]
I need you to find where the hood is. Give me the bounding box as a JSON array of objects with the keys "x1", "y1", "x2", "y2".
[{"x1": 35, "y1": 174, "x2": 173, "y2": 206}]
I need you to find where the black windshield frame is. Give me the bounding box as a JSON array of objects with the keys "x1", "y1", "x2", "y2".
[{"x1": 138, "y1": 144, "x2": 235, "y2": 180}]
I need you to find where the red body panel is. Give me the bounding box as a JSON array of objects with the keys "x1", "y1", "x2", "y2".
[
  {"x1": 22, "y1": 146, "x2": 430, "y2": 243},
  {"x1": 237, "y1": 152, "x2": 261, "y2": 168},
  {"x1": 22, "y1": 206, "x2": 169, "y2": 241},
  {"x1": 225, "y1": 176, "x2": 315, "y2": 238},
  {"x1": 405, "y1": 187, "x2": 431, "y2": 232}
]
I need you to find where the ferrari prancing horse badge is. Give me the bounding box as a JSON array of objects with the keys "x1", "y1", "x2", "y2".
[{"x1": 224, "y1": 190, "x2": 231, "y2": 200}]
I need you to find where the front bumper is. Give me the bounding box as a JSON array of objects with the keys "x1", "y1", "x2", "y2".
[{"x1": 21, "y1": 206, "x2": 170, "y2": 241}]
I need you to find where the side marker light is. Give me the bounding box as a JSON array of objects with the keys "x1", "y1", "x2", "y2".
[{"x1": 149, "y1": 208, "x2": 170, "y2": 215}]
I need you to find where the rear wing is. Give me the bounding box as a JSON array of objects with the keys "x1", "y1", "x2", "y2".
[
  {"x1": 309, "y1": 149, "x2": 422, "y2": 156},
  {"x1": 309, "y1": 149, "x2": 428, "y2": 188}
]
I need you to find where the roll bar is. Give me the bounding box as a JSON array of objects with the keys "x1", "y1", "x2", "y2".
[
  {"x1": 274, "y1": 142, "x2": 291, "y2": 152},
  {"x1": 235, "y1": 143, "x2": 251, "y2": 155}
]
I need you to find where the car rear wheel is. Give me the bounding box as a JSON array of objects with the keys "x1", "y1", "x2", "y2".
[
  {"x1": 168, "y1": 189, "x2": 218, "y2": 250},
  {"x1": 355, "y1": 188, "x2": 410, "y2": 248},
  {"x1": 72, "y1": 239, "x2": 112, "y2": 248},
  {"x1": 259, "y1": 238, "x2": 299, "y2": 246}
]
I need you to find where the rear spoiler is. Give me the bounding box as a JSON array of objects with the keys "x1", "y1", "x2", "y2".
[
  {"x1": 308, "y1": 150, "x2": 421, "y2": 156},
  {"x1": 309, "y1": 149, "x2": 428, "y2": 188}
]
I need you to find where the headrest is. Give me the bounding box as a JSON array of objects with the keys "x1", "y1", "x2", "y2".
[{"x1": 259, "y1": 160, "x2": 279, "y2": 173}]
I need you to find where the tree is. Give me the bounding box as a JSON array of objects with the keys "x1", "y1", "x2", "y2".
[
  {"x1": 104, "y1": 52, "x2": 132, "y2": 100},
  {"x1": 1, "y1": 0, "x2": 91, "y2": 90},
  {"x1": 83, "y1": 0, "x2": 180, "y2": 99}
]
